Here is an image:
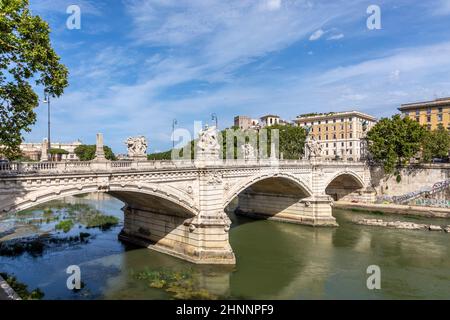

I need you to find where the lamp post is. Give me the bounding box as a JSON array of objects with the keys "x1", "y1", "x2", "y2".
[
  {"x1": 172, "y1": 119, "x2": 178, "y2": 149},
  {"x1": 211, "y1": 113, "x2": 218, "y2": 129},
  {"x1": 42, "y1": 94, "x2": 51, "y2": 161}
]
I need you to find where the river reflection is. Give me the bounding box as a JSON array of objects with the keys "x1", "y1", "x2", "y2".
[{"x1": 0, "y1": 194, "x2": 449, "y2": 300}]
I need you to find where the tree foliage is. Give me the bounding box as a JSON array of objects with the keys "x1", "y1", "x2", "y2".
[
  {"x1": 366, "y1": 114, "x2": 427, "y2": 173},
  {"x1": 267, "y1": 124, "x2": 307, "y2": 159},
  {"x1": 147, "y1": 125, "x2": 307, "y2": 161},
  {"x1": 74, "y1": 145, "x2": 116, "y2": 161},
  {"x1": 0, "y1": 0, "x2": 68, "y2": 159},
  {"x1": 422, "y1": 124, "x2": 450, "y2": 161}
]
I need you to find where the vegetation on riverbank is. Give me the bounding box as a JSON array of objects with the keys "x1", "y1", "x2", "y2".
[
  {"x1": 55, "y1": 219, "x2": 74, "y2": 233},
  {"x1": 0, "y1": 233, "x2": 92, "y2": 257},
  {"x1": 134, "y1": 268, "x2": 219, "y2": 300},
  {"x1": 0, "y1": 273, "x2": 44, "y2": 300}
]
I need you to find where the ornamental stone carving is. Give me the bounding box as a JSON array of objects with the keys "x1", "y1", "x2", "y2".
[
  {"x1": 207, "y1": 172, "x2": 223, "y2": 185},
  {"x1": 196, "y1": 125, "x2": 221, "y2": 160},
  {"x1": 305, "y1": 135, "x2": 323, "y2": 160},
  {"x1": 241, "y1": 143, "x2": 257, "y2": 160},
  {"x1": 126, "y1": 136, "x2": 148, "y2": 160}
]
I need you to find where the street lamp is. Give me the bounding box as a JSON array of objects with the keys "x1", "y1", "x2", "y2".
[
  {"x1": 211, "y1": 113, "x2": 218, "y2": 129},
  {"x1": 42, "y1": 93, "x2": 51, "y2": 161},
  {"x1": 172, "y1": 119, "x2": 178, "y2": 149}
]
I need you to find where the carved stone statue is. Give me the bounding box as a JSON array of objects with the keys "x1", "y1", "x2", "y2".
[
  {"x1": 126, "y1": 136, "x2": 148, "y2": 160},
  {"x1": 305, "y1": 135, "x2": 323, "y2": 160},
  {"x1": 241, "y1": 143, "x2": 256, "y2": 160},
  {"x1": 196, "y1": 125, "x2": 220, "y2": 161}
]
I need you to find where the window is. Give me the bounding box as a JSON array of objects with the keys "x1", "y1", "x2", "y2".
[
  {"x1": 341, "y1": 118, "x2": 344, "y2": 122},
  {"x1": 318, "y1": 136, "x2": 321, "y2": 140},
  {"x1": 326, "y1": 151, "x2": 329, "y2": 155},
  {"x1": 333, "y1": 119, "x2": 336, "y2": 123},
  {"x1": 341, "y1": 142, "x2": 344, "y2": 147},
  {"x1": 349, "y1": 125, "x2": 352, "y2": 129},
  {"x1": 318, "y1": 121, "x2": 321, "y2": 124},
  {"x1": 333, "y1": 142, "x2": 336, "y2": 147},
  {"x1": 349, "y1": 117, "x2": 353, "y2": 121},
  {"x1": 350, "y1": 142, "x2": 353, "y2": 147},
  {"x1": 333, "y1": 134, "x2": 337, "y2": 139},
  {"x1": 341, "y1": 134, "x2": 344, "y2": 139},
  {"x1": 438, "y1": 114, "x2": 443, "y2": 122},
  {"x1": 438, "y1": 107, "x2": 443, "y2": 113},
  {"x1": 349, "y1": 133, "x2": 353, "y2": 138},
  {"x1": 349, "y1": 150, "x2": 352, "y2": 155},
  {"x1": 416, "y1": 109, "x2": 420, "y2": 116},
  {"x1": 318, "y1": 127, "x2": 321, "y2": 132},
  {"x1": 427, "y1": 116, "x2": 431, "y2": 122},
  {"x1": 415, "y1": 117, "x2": 420, "y2": 122},
  {"x1": 340, "y1": 125, "x2": 344, "y2": 130},
  {"x1": 326, "y1": 143, "x2": 329, "y2": 147},
  {"x1": 326, "y1": 135, "x2": 329, "y2": 140},
  {"x1": 326, "y1": 127, "x2": 328, "y2": 131},
  {"x1": 427, "y1": 108, "x2": 431, "y2": 115},
  {"x1": 325, "y1": 120, "x2": 329, "y2": 124}
]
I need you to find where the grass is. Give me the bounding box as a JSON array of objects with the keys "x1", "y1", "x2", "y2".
[
  {"x1": 0, "y1": 272, "x2": 44, "y2": 300},
  {"x1": 134, "y1": 268, "x2": 218, "y2": 300},
  {"x1": 85, "y1": 214, "x2": 119, "y2": 230},
  {"x1": 55, "y1": 220, "x2": 75, "y2": 233}
]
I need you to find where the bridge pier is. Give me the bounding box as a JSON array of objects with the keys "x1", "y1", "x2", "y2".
[
  {"x1": 120, "y1": 206, "x2": 235, "y2": 265},
  {"x1": 236, "y1": 192, "x2": 338, "y2": 227}
]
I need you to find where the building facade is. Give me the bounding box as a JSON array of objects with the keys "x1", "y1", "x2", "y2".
[
  {"x1": 234, "y1": 116, "x2": 259, "y2": 130},
  {"x1": 260, "y1": 115, "x2": 281, "y2": 127},
  {"x1": 20, "y1": 140, "x2": 83, "y2": 161},
  {"x1": 294, "y1": 111, "x2": 377, "y2": 161},
  {"x1": 398, "y1": 97, "x2": 450, "y2": 131}
]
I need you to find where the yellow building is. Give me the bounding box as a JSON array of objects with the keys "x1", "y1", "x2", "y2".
[
  {"x1": 398, "y1": 97, "x2": 450, "y2": 131},
  {"x1": 294, "y1": 111, "x2": 377, "y2": 161}
]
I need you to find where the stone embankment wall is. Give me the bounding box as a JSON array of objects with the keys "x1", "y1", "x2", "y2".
[{"x1": 370, "y1": 164, "x2": 450, "y2": 208}]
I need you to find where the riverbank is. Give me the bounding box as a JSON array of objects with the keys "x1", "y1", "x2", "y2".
[
  {"x1": 0, "y1": 275, "x2": 21, "y2": 300},
  {"x1": 334, "y1": 201, "x2": 450, "y2": 218}
]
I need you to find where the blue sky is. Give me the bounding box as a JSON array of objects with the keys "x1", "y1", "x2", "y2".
[{"x1": 26, "y1": 0, "x2": 450, "y2": 153}]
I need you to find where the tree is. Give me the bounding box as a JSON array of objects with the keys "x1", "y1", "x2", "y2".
[
  {"x1": 366, "y1": 114, "x2": 427, "y2": 174},
  {"x1": 0, "y1": 0, "x2": 68, "y2": 159},
  {"x1": 74, "y1": 145, "x2": 116, "y2": 161},
  {"x1": 267, "y1": 124, "x2": 307, "y2": 159},
  {"x1": 422, "y1": 124, "x2": 450, "y2": 162}
]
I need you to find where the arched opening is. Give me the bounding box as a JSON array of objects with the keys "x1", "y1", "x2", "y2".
[
  {"x1": 325, "y1": 173, "x2": 364, "y2": 202},
  {"x1": 227, "y1": 176, "x2": 313, "y2": 225},
  {"x1": 0, "y1": 189, "x2": 199, "y2": 266}
]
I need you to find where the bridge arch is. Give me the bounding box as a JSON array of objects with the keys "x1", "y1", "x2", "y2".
[
  {"x1": 324, "y1": 171, "x2": 365, "y2": 201},
  {"x1": 224, "y1": 172, "x2": 313, "y2": 208},
  {"x1": 1, "y1": 183, "x2": 198, "y2": 217}
]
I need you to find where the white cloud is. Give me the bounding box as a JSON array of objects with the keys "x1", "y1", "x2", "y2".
[
  {"x1": 264, "y1": 0, "x2": 282, "y2": 11},
  {"x1": 309, "y1": 29, "x2": 325, "y2": 41},
  {"x1": 327, "y1": 33, "x2": 344, "y2": 40}
]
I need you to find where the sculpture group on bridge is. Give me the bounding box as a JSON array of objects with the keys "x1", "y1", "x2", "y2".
[{"x1": 125, "y1": 136, "x2": 148, "y2": 160}]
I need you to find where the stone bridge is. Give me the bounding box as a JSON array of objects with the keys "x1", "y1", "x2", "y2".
[{"x1": 0, "y1": 158, "x2": 374, "y2": 265}]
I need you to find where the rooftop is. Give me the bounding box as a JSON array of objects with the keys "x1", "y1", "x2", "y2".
[
  {"x1": 295, "y1": 110, "x2": 377, "y2": 122},
  {"x1": 260, "y1": 114, "x2": 280, "y2": 119},
  {"x1": 398, "y1": 97, "x2": 450, "y2": 111}
]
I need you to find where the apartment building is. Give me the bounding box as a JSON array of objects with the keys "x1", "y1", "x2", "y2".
[
  {"x1": 398, "y1": 97, "x2": 450, "y2": 131},
  {"x1": 234, "y1": 116, "x2": 259, "y2": 130},
  {"x1": 294, "y1": 111, "x2": 377, "y2": 161}
]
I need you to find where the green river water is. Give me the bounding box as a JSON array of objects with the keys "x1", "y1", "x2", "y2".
[{"x1": 0, "y1": 194, "x2": 449, "y2": 300}]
